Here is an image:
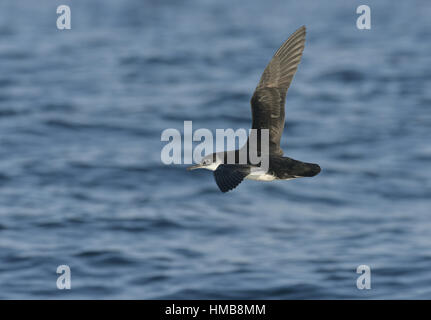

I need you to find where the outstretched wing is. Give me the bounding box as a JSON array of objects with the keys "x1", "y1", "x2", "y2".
[
  {"x1": 213, "y1": 165, "x2": 250, "y2": 193},
  {"x1": 248, "y1": 26, "x2": 306, "y2": 156}
]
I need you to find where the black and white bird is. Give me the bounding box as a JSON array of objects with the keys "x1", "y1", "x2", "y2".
[{"x1": 188, "y1": 26, "x2": 321, "y2": 192}]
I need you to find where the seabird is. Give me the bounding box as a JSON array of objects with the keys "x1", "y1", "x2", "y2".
[{"x1": 188, "y1": 26, "x2": 321, "y2": 192}]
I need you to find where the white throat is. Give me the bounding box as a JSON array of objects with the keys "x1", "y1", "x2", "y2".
[{"x1": 204, "y1": 162, "x2": 221, "y2": 171}]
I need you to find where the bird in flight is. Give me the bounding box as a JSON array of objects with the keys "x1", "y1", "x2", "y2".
[{"x1": 188, "y1": 26, "x2": 320, "y2": 192}]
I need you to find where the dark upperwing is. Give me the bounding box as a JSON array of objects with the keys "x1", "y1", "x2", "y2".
[{"x1": 247, "y1": 26, "x2": 306, "y2": 156}]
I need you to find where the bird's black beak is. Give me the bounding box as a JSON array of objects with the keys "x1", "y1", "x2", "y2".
[{"x1": 187, "y1": 164, "x2": 203, "y2": 171}]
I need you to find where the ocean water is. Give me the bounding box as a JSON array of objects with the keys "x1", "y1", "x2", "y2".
[{"x1": 0, "y1": 0, "x2": 430, "y2": 299}]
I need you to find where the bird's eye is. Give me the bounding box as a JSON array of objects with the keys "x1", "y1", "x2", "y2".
[{"x1": 203, "y1": 159, "x2": 210, "y2": 165}]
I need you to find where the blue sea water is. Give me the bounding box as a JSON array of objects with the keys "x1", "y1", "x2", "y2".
[{"x1": 0, "y1": 0, "x2": 430, "y2": 299}]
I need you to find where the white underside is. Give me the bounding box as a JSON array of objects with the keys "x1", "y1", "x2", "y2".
[
  {"x1": 245, "y1": 174, "x2": 299, "y2": 181},
  {"x1": 246, "y1": 173, "x2": 277, "y2": 181},
  {"x1": 245, "y1": 168, "x2": 300, "y2": 181},
  {"x1": 203, "y1": 163, "x2": 299, "y2": 182}
]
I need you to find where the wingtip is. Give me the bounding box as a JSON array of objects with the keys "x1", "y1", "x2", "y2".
[{"x1": 297, "y1": 25, "x2": 306, "y2": 34}]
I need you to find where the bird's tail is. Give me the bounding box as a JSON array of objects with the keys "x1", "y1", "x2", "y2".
[
  {"x1": 274, "y1": 157, "x2": 321, "y2": 178},
  {"x1": 299, "y1": 162, "x2": 321, "y2": 177}
]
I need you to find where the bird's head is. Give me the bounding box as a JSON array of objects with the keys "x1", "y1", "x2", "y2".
[{"x1": 187, "y1": 152, "x2": 223, "y2": 172}]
